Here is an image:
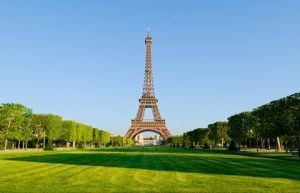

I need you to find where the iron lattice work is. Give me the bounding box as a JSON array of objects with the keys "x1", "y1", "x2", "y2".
[{"x1": 125, "y1": 33, "x2": 171, "y2": 140}]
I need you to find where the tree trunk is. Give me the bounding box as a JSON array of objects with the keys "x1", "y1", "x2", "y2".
[
  {"x1": 12, "y1": 142, "x2": 15, "y2": 150},
  {"x1": 261, "y1": 139, "x2": 264, "y2": 149},
  {"x1": 22, "y1": 141, "x2": 24, "y2": 150},
  {"x1": 276, "y1": 136, "x2": 281, "y2": 151},
  {"x1": 256, "y1": 133, "x2": 259, "y2": 152},
  {"x1": 48, "y1": 139, "x2": 52, "y2": 146},
  {"x1": 36, "y1": 138, "x2": 40, "y2": 149},
  {"x1": 73, "y1": 141, "x2": 75, "y2": 148},
  {"x1": 267, "y1": 138, "x2": 271, "y2": 150},
  {"x1": 43, "y1": 132, "x2": 46, "y2": 149},
  {"x1": 297, "y1": 135, "x2": 300, "y2": 157},
  {"x1": 4, "y1": 121, "x2": 11, "y2": 151},
  {"x1": 25, "y1": 140, "x2": 28, "y2": 150},
  {"x1": 4, "y1": 139, "x2": 8, "y2": 151},
  {"x1": 18, "y1": 140, "x2": 21, "y2": 150},
  {"x1": 249, "y1": 138, "x2": 252, "y2": 150}
]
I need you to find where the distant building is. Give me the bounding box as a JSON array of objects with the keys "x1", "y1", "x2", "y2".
[
  {"x1": 154, "y1": 134, "x2": 162, "y2": 141},
  {"x1": 135, "y1": 134, "x2": 162, "y2": 146}
]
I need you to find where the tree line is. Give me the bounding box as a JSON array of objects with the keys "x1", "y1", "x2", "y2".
[
  {"x1": 167, "y1": 92, "x2": 300, "y2": 157},
  {"x1": 110, "y1": 135, "x2": 135, "y2": 146},
  {"x1": 0, "y1": 103, "x2": 134, "y2": 150}
]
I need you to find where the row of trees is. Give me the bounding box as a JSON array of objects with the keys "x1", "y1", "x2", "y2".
[
  {"x1": 168, "y1": 122, "x2": 229, "y2": 148},
  {"x1": 0, "y1": 103, "x2": 132, "y2": 150},
  {"x1": 167, "y1": 92, "x2": 300, "y2": 156},
  {"x1": 228, "y1": 92, "x2": 299, "y2": 156},
  {"x1": 110, "y1": 135, "x2": 135, "y2": 146}
]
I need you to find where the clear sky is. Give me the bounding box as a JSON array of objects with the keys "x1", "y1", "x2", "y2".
[{"x1": 0, "y1": 1, "x2": 299, "y2": 136}]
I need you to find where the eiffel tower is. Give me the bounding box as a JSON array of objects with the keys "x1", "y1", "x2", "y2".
[{"x1": 125, "y1": 32, "x2": 171, "y2": 140}]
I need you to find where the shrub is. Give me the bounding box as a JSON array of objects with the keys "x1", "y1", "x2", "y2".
[
  {"x1": 228, "y1": 140, "x2": 238, "y2": 151},
  {"x1": 77, "y1": 143, "x2": 84, "y2": 149},
  {"x1": 204, "y1": 143, "x2": 209, "y2": 149},
  {"x1": 44, "y1": 144, "x2": 54, "y2": 151}
]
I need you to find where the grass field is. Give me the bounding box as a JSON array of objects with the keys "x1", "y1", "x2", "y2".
[{"x1": 0, "y1": 147, "x2": 299, "y2": 193}]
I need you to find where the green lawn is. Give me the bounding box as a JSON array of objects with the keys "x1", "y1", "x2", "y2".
[{"x1": 0, "y1": 147, "x2": 299, "y2": 193}]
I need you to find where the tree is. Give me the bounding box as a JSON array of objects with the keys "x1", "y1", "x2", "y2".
[
  {"x1": 99, "y1": 130, "x2": 110, "y2": 147},
  {"x1": 0, "y1": 103, "x2": 111, "y2": 150},
  {"x1": 183, "y1": 128, "x2": 211, "y2": 148},
  {"x1": 82, "y1": 125, "x2": 93, "y2": 147},
  {"x1": 110, "y1": 136, "x2": 118, "y2": 146},
  {"x1": 249, "y1": 111, "x2": 262, "y2": 151},
  {"x1": 252, "y1": 104, "x2": 273, "y2": 149},
  {"x1": 253, "y1": 94, "x2": 297, "y2": 151},
  {"x1": 185, "y1": 130, "x2": 197, "y2": 147},
  {"x1": 285, "y1": 93, "x2": 300, "y2": 156},
  {"x1": 268, "y1": 99, "x2": 291, "y2": 151},
  {"x1": 21, "y1": 108, "x2": 33, "y2": 150},
  {"x1": 111, "y1": 135, "x2": 124, "y2": 146},
  {"x1": 197, "y1": 128, "x2": 210, "y2": 148},
  {"x1": 0, "y1": 103, "x2": 27, "y2": 150},
  {"x1": 183, "y1": 133, "x2": 191, "y2": 147},
  {"x1": 31, "y1": 114, "x2": 48, "y2": 148},
  {"x1": 208, "y1": 122, "x2": 229, "y2": 147},
  {"x1": 126, "y1": 138, "x2": 134, "y2": 146},
  {"x1": 228, "y1": 112, "x2": 252, "y2": 149},
  {"x1": 44, "y1": 114, "x2": 62, "y2": 146},
  {"x1": 228, "y1": 140, "x2": 238, "y2": 151},
  {"x1": 93, "y1": 128, "x2": 99, "y2": 147},
  {"x1": 168, "y1": 135, "x2": 183, "y2": 147},
  {"x1": 62, "y1": 120, "x2": 77, "y2": 148},
  {"x1": 122, "y1": 136, "x2": 127, "y2": 146}
]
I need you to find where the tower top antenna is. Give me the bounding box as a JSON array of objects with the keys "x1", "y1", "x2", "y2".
[{"x1": 147, "y1": 27, "x2": 151, "y2": 36}]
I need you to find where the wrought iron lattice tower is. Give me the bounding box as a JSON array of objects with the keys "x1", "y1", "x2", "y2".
[{"x1": 125, "y1": 33, "x2": 171, "y2": 140}]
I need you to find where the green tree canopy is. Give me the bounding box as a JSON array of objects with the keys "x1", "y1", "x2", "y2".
[
  {"x1": 0, "y1": 103, "x2": 27, "y2": 150},
  {"x1": 44, "y1": 114, "x2": 62, "y2": 145},
  {"x1": 208, "y1": 122, "x2": 229, "y2": 145}
]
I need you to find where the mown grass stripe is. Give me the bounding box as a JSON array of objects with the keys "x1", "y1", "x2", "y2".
[{"x1": 0, "y1": 147, "x2": 300, "y2": 193}]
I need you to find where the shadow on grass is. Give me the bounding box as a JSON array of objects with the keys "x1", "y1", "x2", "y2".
[
  {"x1": 87, "y1": 147, "x2": 300, "y2": 162},
  {"x1": 85, "y1": 146, "x2": 202, "y2": 153},
  {"x1": 190, "y1": 148, "x2": 300, "y2": 162},
  {"x1": 5, "y1": 147, "x2": 300, "y2": 181}
]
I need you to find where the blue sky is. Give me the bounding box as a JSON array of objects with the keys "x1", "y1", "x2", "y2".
[{"x1": 0, "y1": 1, "x2": 299, "y2": 136}]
